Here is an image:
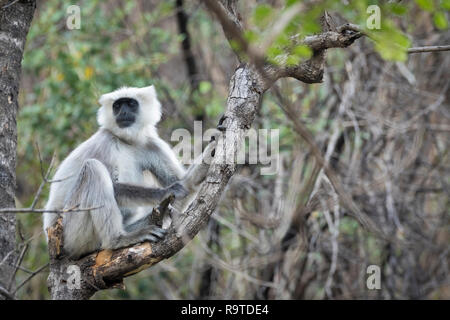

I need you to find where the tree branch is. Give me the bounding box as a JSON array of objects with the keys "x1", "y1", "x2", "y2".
[
  {"x1": 202, "y1": 0, "x2": 265, "y2": 67},
  {"x1": 0, "y1": 284, "x2": 14, "y2": 300},
  {"x1": 202, "y1": 1, "x2": 362, "y2": 89},
  {"x1": 0, "y1": 0, "x2": 36, "y2": 300},
  {"x1": 272, "y1": 87, "x2": 384, "y2": 237},
  {"x1": 176, "y1": 0, "x2": 200, "y2": 90},
  {"x1": 408, "y1": 45, "x2": 450, "y2": 54},
  {"x1": 0, "y1": 205, "x2": 103, "y2": 214}
]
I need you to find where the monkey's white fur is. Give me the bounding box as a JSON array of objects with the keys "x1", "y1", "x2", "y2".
[
  {"x1": 97, "y1": 86, "x2": 162, "y2": 144},
  {"x1": 44, "y1": 85, "x2": 213, "y2": 258}
]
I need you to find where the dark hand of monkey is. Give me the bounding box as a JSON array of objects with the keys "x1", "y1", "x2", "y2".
[{"x1": 217, "y1": 114, "x2": 228, "y2": 132}]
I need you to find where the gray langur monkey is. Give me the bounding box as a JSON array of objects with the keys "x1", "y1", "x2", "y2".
[{"x1": 43, "y1": 85, "x2": 216, "y2": 259}]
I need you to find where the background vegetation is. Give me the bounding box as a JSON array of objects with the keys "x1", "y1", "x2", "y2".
[{"x1": 14, "y1": 0, "x2": 449, "y2": 299}]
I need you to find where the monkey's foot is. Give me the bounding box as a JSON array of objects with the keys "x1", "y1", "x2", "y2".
[{"x1": 142, "y1": 225, "x2": 167, "y2": 243}]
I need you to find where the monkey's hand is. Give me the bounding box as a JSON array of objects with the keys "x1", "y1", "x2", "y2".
[
  {"x1": 165, "y1": 182, "x2": 189, "y2": 199},
  {"x1": 204, "y1": 139, "x2": 217, "y2": 161},
  {"x1": 181, "y1": 139, "x2": 218, "y2": 190},
  {"x1": 142, "y1": 225, "x2": 167, "y2": 243},
  {"x1": 217, "y1": 114, "x2": 228, "y2": 132}
]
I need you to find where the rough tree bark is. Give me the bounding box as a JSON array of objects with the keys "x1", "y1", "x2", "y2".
[
  {"x1": 0, "y1": 0, "x2": 36, "y2": 300},
  {"x1": 46, "y1": 0, "x2": 363, "y2": 299}
]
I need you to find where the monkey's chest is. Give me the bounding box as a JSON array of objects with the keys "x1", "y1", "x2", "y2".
[
  {"x1": 113, "y1": 166, "x2": 141, "y2": 184},
  {"x1": 112, "y1": 144, "x2": 161, "y2": 187},
  {"x1": 113, "y1": 166, "x2": 160, "y2": 187},
  {"x1": 112, "y1": 152, "x2": 144, "y2": 184}
]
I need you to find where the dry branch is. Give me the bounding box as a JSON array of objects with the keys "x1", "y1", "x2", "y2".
[{"x1": 408, "y1": 45, "x2": 450, "y2": 54}]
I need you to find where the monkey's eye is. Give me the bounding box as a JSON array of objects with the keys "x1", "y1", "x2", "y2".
[
  {"x1": 113, "y1": 103, "x2": 121, "y2": 114},
  {"x1": 128, "y1": 99, "x2": 138, "y2": 111}
]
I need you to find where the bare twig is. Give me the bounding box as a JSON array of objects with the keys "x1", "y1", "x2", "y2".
[
  {"x1": 1, "y1": 0, "x2": 19, "y2": 10},
  {"x1": 260, "y1": 2, "x2": 304, "y2": 53},
  {"x1": 333, "y1": 23, "x2": 450, "y2": 55},
  {"x1": 0, "y1": 250, "x2": 14, "y2": 268},
  {"x1": 202, "y1": 0, "x2": 265, "y2": 68},
  {"x1": 12, "y1": 263, "x2": 49, "y2": 294},
  {"x1": 0, "y1": 284, "x2": 14, "y2": 300},
  {"x1": 408, "y1": 45, "x2": 450, "y2": 54},
  {"x1": 7, "y1": 242, "x2": 28, "y2": 290},
  {"x1": 31, "y1": 147, "x2": 56, "y2": 209},
  {"x1": 0, "y1": 205, "x2": 103, "y2": 214},
  {"x1": 272, "y1": 86, "x2": 383, "y2": 237}
]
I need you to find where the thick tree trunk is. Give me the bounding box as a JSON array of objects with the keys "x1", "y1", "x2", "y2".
[
  {"x1": 175, "y1": 0, "x2": 199, "y2": 91},
  {"x1": 198, "y1": 219, "x2": 221, "y2": 299},
  {"x1": 0, "y1": 0, "x2": 36, "y2": 299}
]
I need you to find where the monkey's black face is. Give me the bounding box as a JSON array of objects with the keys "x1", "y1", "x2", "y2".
[{"x1": 113, "y1": 98, "x2": 139, "y2": 128}]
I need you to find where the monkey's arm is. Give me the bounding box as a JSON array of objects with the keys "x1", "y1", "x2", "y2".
[
  {"x1": 181, "y1": 141, "x2": 216, "y2": 191},
  {"x1": 144, "y1": 138, "x2": 186, "y2": 187},
  {"x1": 113, "y1": 182, "x2": 187, "y2": 207},
  {"x1": 169, "y1": 141, "x2": 217, "y2": 215},
  {"x1": 143, "y1": 138, "x2": 216, "y2": 214}
]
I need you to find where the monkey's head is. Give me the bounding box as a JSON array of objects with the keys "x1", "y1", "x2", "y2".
[{"x1": 97, "y1": 85, "x2": 162, "y2": 142}]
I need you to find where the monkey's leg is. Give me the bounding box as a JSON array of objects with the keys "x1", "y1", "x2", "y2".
[{"x1": 64, "y1": 159, "x2": 166, "y2": 252}]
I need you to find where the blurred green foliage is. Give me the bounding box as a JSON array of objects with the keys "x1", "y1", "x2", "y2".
[{"x1": 248, "y1": 0, "x2": 448, "y2": 63}]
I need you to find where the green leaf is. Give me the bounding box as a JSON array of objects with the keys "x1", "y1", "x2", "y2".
[
  {"x1": 252, "y1": 4, "x2": 274, "y2": 29},
  {"x1": 373, "y1": 29, "x2": 411, "y2": 62},
  {"x1": 285, "y1": 52, "x2": 308, "y2": 66},
  {"x1": 416, "y1": 0, "x2": 434, "y2": 11},
  {"x1": 266, "y1": 46, "x2": 284, "y2": 65},
  {"x1": 433, "y1": 11, "x2": 448, "y2": 29},
  {"x1": 390, "y1": 3, "x2": 408, "y2": 15},
  {"x1": 243, "y1": 29, "x2": 259, "y2": 44},
  {"x1": 442, "y1": 0, "x2": 450, "y2": 10},
  {"x1": 292, "y1": 45, "x2": 312, "y2": 58},
  {"x1": 285, "y1": 0, "x2": 301, "y2": 7},
  {"x1": 273, "y1": 32, "x2": 291, "y2": 47},
  {"x1": 198, "y1": 81, "x2": 212, "y2": 94}
]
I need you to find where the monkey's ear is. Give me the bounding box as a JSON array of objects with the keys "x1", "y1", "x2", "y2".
[
  {"x1": 137, "y1": 85, "x2": 158, "y2": 104},
  {"x1": 98, "y1": 92, "x2": 114, "y2": 107},
  {"x1": 143, "y1": 85, "x2": 157, "y2": 98}
]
